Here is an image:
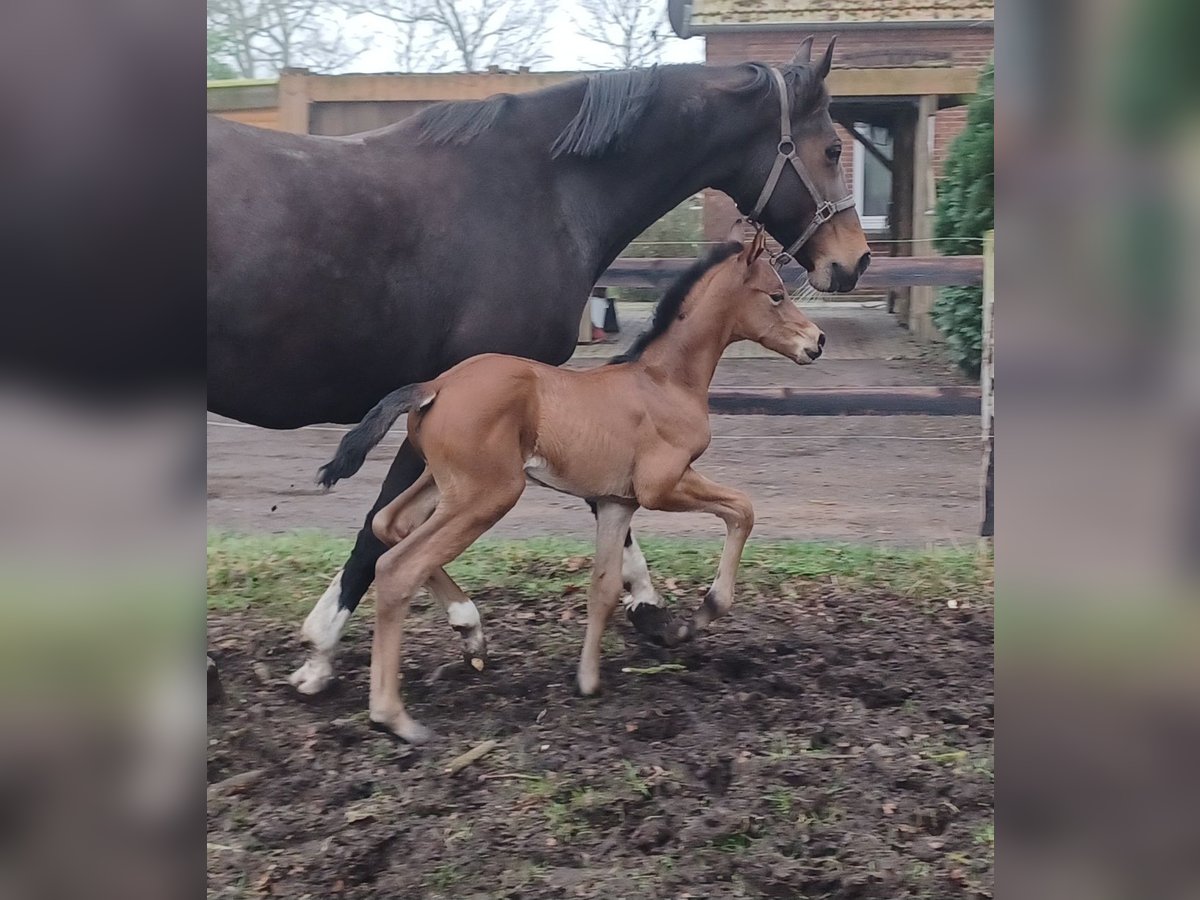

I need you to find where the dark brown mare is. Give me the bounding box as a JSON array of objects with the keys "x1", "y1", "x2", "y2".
[{"x1": 206, "y1": 38, "x2": 869, "y2": 694}]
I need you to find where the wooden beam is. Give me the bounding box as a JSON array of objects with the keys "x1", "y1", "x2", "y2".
[
  {"x1": 265, "y1": 66, "x2": 978, "y2": 108},
  {"x1": 826, "y1": 67, "x2": 980, "y2": 98},
  {"x1": 834, "y1": 117, "x2": 893, "y2": 173},
  {"x1": 597, "y1": 255, "x2": 982, "y2": 290},
  {"x1": 706, "y1": 386, "x2": 980, "y2": 417},
  {"x1": 303, "y1": 71, "x2": 579, "y2": 103}
]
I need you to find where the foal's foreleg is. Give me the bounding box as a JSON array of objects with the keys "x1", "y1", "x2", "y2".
[
  {"x1": 584, "y1": 501, "x2": 666, "y2": 637},
  {"x1": 642, "y1": 468, "x2": 755, "y2": 644},
  {"x1": 577, "y1": 501, "x2": 637, "y2": 696}
]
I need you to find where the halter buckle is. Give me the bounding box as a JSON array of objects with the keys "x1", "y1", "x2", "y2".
[
  {"x1": 777, "y1": 138, "x2": 796, "y2": 157},
  {"x1": 814, "y1": 201, "x2": 837, "y2": 224}
]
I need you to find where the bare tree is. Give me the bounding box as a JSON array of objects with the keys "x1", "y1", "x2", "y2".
[
  {"x1": 577, "y1": 0, "x2": 665, "y2": 69},
  {"x1": 361, "y1": 0, "x2": 551, "y2": 72},
  {"x1": 207, "y1": 0, "x2": 365, "y2": 78}
]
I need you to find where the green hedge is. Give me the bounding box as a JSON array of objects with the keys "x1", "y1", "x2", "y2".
[{"x1": 932, "y1": 62, "x2": 994, "y2": 378}]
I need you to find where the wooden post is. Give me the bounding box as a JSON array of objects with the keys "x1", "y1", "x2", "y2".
[
  {"x1": 908, "y1": 94, "x2": 938, "y2": 340},
  {"x1": 278, "y1": 68, "x2": 312, "y2": 134},
  {"x1": 980, "y1": 230, "x2": 995, "y2": 538},
  {"x1": 890, "y1": 106, "x2": 916, "y2": 321}
]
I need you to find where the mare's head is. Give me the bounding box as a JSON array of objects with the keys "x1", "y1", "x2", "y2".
[
  {"x1": 710, "y1": 227, "x2": 826, "y2": 365},
  {"x1": 720, "y1": 38, "x2": 871, "y2": 292}
]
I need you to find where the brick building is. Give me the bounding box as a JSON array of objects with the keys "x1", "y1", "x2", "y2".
[{"x1": 669, "y1": 0, "x2": 993, "y2": 335}]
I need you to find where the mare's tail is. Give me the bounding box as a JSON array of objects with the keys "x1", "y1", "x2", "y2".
[{"x1": 317, "y1": 383, "x2": 435, "y2": 488}]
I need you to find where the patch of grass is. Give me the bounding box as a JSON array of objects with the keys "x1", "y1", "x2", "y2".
[
  {"x1": 973, "y1": 822, "x2": 995, "y2": 846},
  {"x1": 425, "y1": 863, "x2": 461, "y2": 890},
  {"x1": 208, "y1": 532, "x2": 992, "y2": 616},
  {"x1": 622, "y1": 761, "x2": 651, "y2": 799},
  {"x1": 765, "y1": 787, "x2": 793, "y2": 818}
]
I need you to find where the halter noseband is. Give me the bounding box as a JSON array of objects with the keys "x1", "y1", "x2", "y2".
[{"x1": 747, "y1": 67, "x2": 856, "y2": 268}]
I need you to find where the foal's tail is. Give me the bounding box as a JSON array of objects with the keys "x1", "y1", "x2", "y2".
[{"x1": 317, "y1": 383, "x2": 435, "y2": 488}]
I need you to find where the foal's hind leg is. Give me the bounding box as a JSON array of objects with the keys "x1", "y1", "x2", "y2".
[
  {"x1": 640, "y1": 467, "x2": 755, "y2": 646},
  {"x1": 290, "y1": 440, "x2": 424, "y2": 695},
  {"x1": 372, "y1": 473, "x2": 488, "y2": 669},
  {"x1": 577, "y1": 501, "x2": 637, "y2": 696},
  {"x1": 370, "y1": 481, "x2": 524, "y2": 741}
]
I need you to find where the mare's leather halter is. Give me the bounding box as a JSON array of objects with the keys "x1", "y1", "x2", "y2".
[{"x1": 747, "y1": 67, "x2": 856, "y2": 268}]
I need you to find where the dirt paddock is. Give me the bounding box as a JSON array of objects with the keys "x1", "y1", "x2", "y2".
[{"x1": 208, "y1": 578, "x2": 993, "y2": 898}]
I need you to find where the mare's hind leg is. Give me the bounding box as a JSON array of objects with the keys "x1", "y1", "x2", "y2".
[
  {"x1": 640, "y1": 467, "x2": 755, "y2": 646},
  {"x1": 577, "y1": 501, "x2": 637, "y2": 696},
  {"x1": 372, "y1": 473, "x2": 488, "y2": 669},
  {"x1": 370, "y1": 479, "x2": 524, "y2": 742}
]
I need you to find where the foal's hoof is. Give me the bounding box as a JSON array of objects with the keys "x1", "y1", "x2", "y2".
[
  {"x1": 649, "y1": 621, "x2": 695, "y2": 648},
  {"x1": 369, "y1": 711, "x2": 435, "y2": 745},
  {"x1": 455, "y1": 628, "x2": 488, "y2": 672},
  {"x1": 627, "y1": 602, "x2": 677, "y2": 641},
  {"x1": 288, "y1": 658, "x2": 335, "y2": 695}
]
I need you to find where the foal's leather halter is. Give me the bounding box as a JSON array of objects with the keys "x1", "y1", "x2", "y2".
[{"x1": 747, "y1": 67, "x2": 856, "y2": 267}]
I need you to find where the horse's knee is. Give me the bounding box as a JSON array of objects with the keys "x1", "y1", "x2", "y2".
[
  {"x1": 371, "y1": 510, "x2": 406, "y2": 546},
  {"x1": 724, "y1": 496, "x2": 755, "y2": 534}
]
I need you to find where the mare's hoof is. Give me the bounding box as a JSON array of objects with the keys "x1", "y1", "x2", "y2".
[{"x1": 289, "y1": 659, "x2": 335, "y2": 695}]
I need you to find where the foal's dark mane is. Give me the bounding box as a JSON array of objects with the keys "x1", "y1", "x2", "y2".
[
  {"x1": 608, "y1": 241, "x2": 743, "y2": 365},
  {"x1": 415, "y1": 62, "x2": 825, "y2": 160}
]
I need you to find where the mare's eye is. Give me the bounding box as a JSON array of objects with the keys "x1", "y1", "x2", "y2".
[
  {"x1": 826, "y1": 144, "x2": 842, "y2": 163},
  {"x1": 769, "y1": 291, "x2": 785, "y2": 305}
]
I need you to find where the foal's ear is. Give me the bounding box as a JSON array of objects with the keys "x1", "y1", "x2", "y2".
[
  {"x1": 748, "y1": 228, "x2": 768, "y2": 264},
  {"x1": 816, "y1": 36, "x2": 838, "y2": 80}
]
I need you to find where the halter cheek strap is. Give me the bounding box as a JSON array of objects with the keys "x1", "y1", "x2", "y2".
[{"x1": 748, "y1": 68, "x2": 855, "y2": 267}]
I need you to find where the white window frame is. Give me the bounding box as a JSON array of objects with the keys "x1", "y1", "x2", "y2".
[{"x1": 852, "y1": 122, "x2": 890, "y2": 232}]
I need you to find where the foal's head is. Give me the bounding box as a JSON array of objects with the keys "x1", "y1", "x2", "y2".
[{"x1": 712, "y1": 229, "x2": 826, "y2": 365}]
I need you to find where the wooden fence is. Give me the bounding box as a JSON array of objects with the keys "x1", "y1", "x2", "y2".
[{"x1": 598, "y1": 255, "x2": 983, "y2": 290}]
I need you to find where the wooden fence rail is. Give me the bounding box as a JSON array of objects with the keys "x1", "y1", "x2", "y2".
[{"x1": 598, "y1": 255, "x2": 983, "y2": 290}]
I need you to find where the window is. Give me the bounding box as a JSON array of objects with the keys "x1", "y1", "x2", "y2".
[{"x1": 852, "y1": 122, "x2": 893, "y2": 231}]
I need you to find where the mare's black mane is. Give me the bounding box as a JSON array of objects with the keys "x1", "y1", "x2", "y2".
[
  {"x1": 608, "y1": 241, "x2": 743, "y2": 365},
  {"x1": 415, "y1": 62, "x2": 824, "y2": 159}
]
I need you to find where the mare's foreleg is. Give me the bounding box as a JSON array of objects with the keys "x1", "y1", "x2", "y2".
[
  {"x1": 640, "y1": 468, "x2": 755, "y2": 646},
  {"x1": 289, "y1": 439, "x2": 424, "y2": 695}
]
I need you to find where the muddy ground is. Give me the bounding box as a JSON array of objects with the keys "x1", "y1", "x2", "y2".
[{"x1": 208, "y1": 580, "x2": 993, "y2": 899}]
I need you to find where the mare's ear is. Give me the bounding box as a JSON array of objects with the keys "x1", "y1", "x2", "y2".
[
  {"x1": 816, "y1": 36, "x2": 837, "y2": 80},
  {"x1": 790, "y1": 36, "x2": 816, "y2": 67}
]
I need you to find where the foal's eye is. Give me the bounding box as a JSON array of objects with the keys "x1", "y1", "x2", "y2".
[
  {"x1": 826, "y1": 144, "x2": 842, "y2": 163},
  {"x1": 769, "y1": 291, "x2": 785, "y2": 305}
]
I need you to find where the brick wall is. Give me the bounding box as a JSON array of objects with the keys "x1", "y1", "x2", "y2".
[{"x1": 703, "y1": 26, "x2": 992, "y2": 243}]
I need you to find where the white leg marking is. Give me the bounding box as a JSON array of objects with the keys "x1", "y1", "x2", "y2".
[
  {"x1": 446, "y1": 599, "x2": 482, "y2": 631},
  {"x1": 289, "y1": 570, "x2": 349, "y2": 695},
  {"x1": 621, "y1": 535, "x2": 662, "y2": 610}
]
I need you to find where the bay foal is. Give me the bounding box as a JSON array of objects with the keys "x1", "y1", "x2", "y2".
[{"x1": 319, "y1": 230, "x2": 825, "y2": 742}]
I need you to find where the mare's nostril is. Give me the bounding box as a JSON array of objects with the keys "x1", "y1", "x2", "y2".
[
  {"x1": 805, "y1": 346, "x2": 821, "y2": 360},
  {"x1": 817, "y1": 333, "x2": 826, "y2": 349},
  {"x1": 857, "y1": 251, "x2": 871, "y2": 275}
]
